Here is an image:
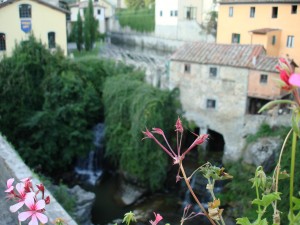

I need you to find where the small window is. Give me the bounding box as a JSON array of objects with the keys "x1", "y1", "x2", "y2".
[
  {"x1": 186, "y1": 7, "x2": 196, "y2": 20},
  {"x1": 0, "y1": 33, "x2": 6, "y2": 51},
  {"x1": 260, "y1": 74, "x2": 268, "y2": 84},
  {"x1": 232, "y1": 33, "x2": 240, "y2": 44},
  {"x1": 229, "y1": 7, "x2": 233, "y2": 17},
  {"x1": 272, "y1": 35, "x2": 276, "y2": 45},
  {"x1": 97, "y1": 9, "x2": 101, "y2": 15},
  {"x1": 287, "y1": 35, "x2": 294, "y2": 48},
  {"x1": 292, "y1": 5, "x2": 297, "y2": 14},
  {"x1": 174, "y1": 10, "x2": 178, "y2": 17},
  {"x1": 272, "y1": 7, "x2": 278, "y2": 18},
  {"x1": 170, "y1": 10, "x2": 173, "y2": 16},
  {"x1": 250, "y1": 7, "x2": 255, "y2": 18},
  {"x1": 209, "y1": 67, "x2": 217, "y2": 77},
  {"x1": 206, "y1": 99, "x2": 216, "y2": 109},
  {"x1": 184, "y1": 64, "x2": 191, "y2": 73},
  {"x1": 48, "y1": 32, "x2": 56, "y2": 49},
  {"x1": 19, "y1": 4, "x2": 31, "y2": 18},
  {"x1": 160, "y1": 10, "x2": 163, "y2": 17}
]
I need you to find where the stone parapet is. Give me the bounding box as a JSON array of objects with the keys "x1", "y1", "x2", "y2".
[{"x1": 0, "y1": 135, "x2": 78, "y2": 225}]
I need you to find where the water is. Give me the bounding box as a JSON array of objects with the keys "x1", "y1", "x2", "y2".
[{"x1": 74, "y1": 123, "x2": 105, "y2": 186}]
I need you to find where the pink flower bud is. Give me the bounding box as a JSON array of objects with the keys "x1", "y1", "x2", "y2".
[
  {"x1": 142, "y1": 128, "x2": 155, "y2": 139},
  {"x1": 152, "y1": 128, "x2": 164, "y2": 136},
  {"x1": 149, "y1": 212, "x2": 163, "y2": 225},
  {"x1": 45, "y1": 196, "x2": 50, "y2": 205},
  {"x1": 36, "y1": 184, "x2": 45, "y2": 193},
  {"x1": 175, "y1": 117, "x2": 183, "y2": 133}
]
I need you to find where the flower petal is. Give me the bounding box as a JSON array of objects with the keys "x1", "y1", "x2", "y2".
[
  {"x1": 16, "y1": 183, "x2": 25, "y2": 195},
  {"x1": 18, "y1": 211, "x2": 33, "y2": 221},
  {"x1": 28, "y1": 214, "x2": 38, "y2": 225},
  {"x1": 36, "y1": 212, "x2": 48, "y2": 224},
  {"x1": 289, "y1": 73, "x2": 300, "y2": 87},
  {"x1": 10, "y1": 201, "x2": 24, "y2": 213},
  {"x1": 35, "y1": 199, "x2": 45, "y2": 210},
  {"x1": 7, "y1": 178, "x2": 14, "y2": 188},
  {"x1": 24, "y1": 196, "x2": 35, "y2": 209}
]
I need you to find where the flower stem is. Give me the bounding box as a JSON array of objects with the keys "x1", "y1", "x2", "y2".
[
  {"x1": 289, "y1": 131, "x2": 297, "y2": 220},
  {"x1": 179, "y1": 161, "x2": 217, "y2": 225},
  {"x1": 272, "y1": 128, "x2": 292, "y2": 224}
]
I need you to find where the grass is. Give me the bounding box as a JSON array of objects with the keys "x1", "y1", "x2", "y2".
[
  {"x1": 69, "y1": 41, "x2": 103, "y2": 59},
  {"x1": 116, "y1": 8, "x2": 155, "y2": 32}
]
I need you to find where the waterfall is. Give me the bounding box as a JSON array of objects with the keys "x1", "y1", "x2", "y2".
[
  {"x1": 181, "y1": 174, "x2": 224, "y2": 213},
  {"x1": 75, "y1": 123, "x2": 105, "y2": 185}
]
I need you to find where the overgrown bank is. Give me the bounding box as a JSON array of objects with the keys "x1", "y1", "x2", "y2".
[{"x1": 0, "y1": 35, "x2": 179, "y2": 190}]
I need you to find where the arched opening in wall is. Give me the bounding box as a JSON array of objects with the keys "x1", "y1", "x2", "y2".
[{"x1": 205, "y1": 129, "x2": 225, "y2": 165}]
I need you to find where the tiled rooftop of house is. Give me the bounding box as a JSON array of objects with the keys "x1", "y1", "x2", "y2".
[
  {"x1": 170, "y1": 42, "x2": 279, "y2": 72},
  {"x1": 220, "y1": 0, "x2": 300, "y2": 4}
]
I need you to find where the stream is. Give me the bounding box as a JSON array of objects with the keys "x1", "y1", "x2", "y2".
[{"x1": 74, "y1": 123, "x2": 224, "y2": 225}]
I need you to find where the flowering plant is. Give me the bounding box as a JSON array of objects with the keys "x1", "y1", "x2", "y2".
[{"x1": 4, "y1": 177, "x2": 50, "y2": 225}]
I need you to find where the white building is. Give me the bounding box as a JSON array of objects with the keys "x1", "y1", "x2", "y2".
[
  {"x1": 69, "y1": 0, "x2": 106, "y2": 34},
  {"x1": 155, "y1": 0, "x2": 218, "y2": 41}
]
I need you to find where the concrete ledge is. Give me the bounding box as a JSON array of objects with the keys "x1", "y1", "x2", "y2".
[{"x1": 0, "y1": 135, "x2": 78, "y2": 225}]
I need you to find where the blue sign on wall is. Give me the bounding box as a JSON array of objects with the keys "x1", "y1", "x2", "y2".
[{"x1": 20, "y1": 20, "x2": 32, "y2": 33}]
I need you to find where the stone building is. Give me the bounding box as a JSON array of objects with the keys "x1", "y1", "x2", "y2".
[
  {"x1": 217, "y1": 0, "x2": 300, "y2": 72},
  {"x1": 169, "y1": 42, "x2": 288, "y2": 161},
  {"x1": 0, "y1": 0, "x2": 69, "y2": 59},
  {"x1": 155, "y1": 0, "x2": 218, "y2": 41}
]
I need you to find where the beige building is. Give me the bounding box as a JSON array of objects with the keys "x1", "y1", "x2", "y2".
[
  {"x1": 169, "y1": 42, "x2": 286, "y2": 161},
  {"x1": 0, "y1": 0, "x2": 68, "y2": 59},
  {"x1": 217, "y1": 0, "x2": 300, "y2": 71}
]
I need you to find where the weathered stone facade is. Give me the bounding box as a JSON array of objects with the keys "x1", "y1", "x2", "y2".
[{"x1": 170, "y1": 61, "x2": 249, "y2": 161}]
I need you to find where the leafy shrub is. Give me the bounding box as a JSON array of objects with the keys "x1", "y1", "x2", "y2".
[{"x1": 103, "y1": 73, "x2": 180, "y2": 190}]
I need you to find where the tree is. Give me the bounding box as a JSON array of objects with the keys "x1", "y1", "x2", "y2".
[
  {"x1": 84, "y1": 0, "x2": 98, "y2": 51},
  {"x1": 103, "y1": 73, "x2": 181, "y2": 190},
  {"x1": 75, "y1": 11, "x2": 83, "y2": 51}
]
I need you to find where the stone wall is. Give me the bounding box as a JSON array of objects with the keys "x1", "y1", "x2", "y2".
[
  {"x1": 169, "y1": 61, "x2": 291, "y2": 162},
  {"x1": 0, "y1": 135, "x2": 78, "y2": 225}
]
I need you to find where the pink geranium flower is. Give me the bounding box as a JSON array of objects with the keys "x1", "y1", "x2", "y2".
[
  {"x1": 149, "y1": 212, "x2": 163, "y2": 225},
  {"x1": 5, "y1": 178, "x2": 14, "y2": 193},
  {"x1": 18, "y1": 197, "x2": 48, "y2": 225},
  {"x1": 289, "y1": 73, "x2": 300, "y2": 87},
  {"x1": 10, "y1": 183, "x2": 34, "y2": 213}
]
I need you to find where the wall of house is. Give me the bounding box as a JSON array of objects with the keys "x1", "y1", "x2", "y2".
[
  {"x1": 70, "y1": 4, "x2": 106, "y2": 33},
  {"x1": 248, "y1": 70, "x2": 285, "y2": 99},
  {"x1": 169, "y1": 61, "x2": 249, "y2": 161},
  {"x1": 0, "y1": 135, "x2": 77, "y2": 225},
  {"x1": 0, "y1": 0, "x2": 67, "y2": 58},
  {"x1": 217, "y1": 3, "x2": 300, "y2": 68},
  {"x1": 265, "y1": 30, "x2": 281, "y2": 57},
  {"x1": 177, "y1": 0, "x2": 217, "y2": 24}
]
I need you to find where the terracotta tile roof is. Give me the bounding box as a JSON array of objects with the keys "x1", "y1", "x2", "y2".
[
  {"x1": 0, "y1": 0, "x2": 69, "y2": 13},
  {"x1": 221, "y1": 0, "x2": 300, "y2": 4},
  {"x1": 171, "y1": 42, "x2": 279, "y2": 72},
  {"x1": 254, "y1": 56, "x2": 279, "y2": 72},
  {"x1": 250, "y1": 28, "x2": 280, "y2": 34}
]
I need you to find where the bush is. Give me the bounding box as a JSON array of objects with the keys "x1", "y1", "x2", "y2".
[{"x1": 103, "y1": 73, "x2": 180, "y2": 190}]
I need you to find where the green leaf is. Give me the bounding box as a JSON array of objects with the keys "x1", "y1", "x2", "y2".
[
  {"x1": 258, "y1": 100, "x2": 296, "y2": 113},
  {"x1": 293, "y1": 196, "x2": 300, "y2": 210},
  {"x1": 236, "y1": 217, "x2": 251, "y2": 225},
  {"x1": 252, "y1": 192, "x2": 281, "y2": 207},
  {"x1": 123, "y1": 211, "x2": 136, "y2": 225}
]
